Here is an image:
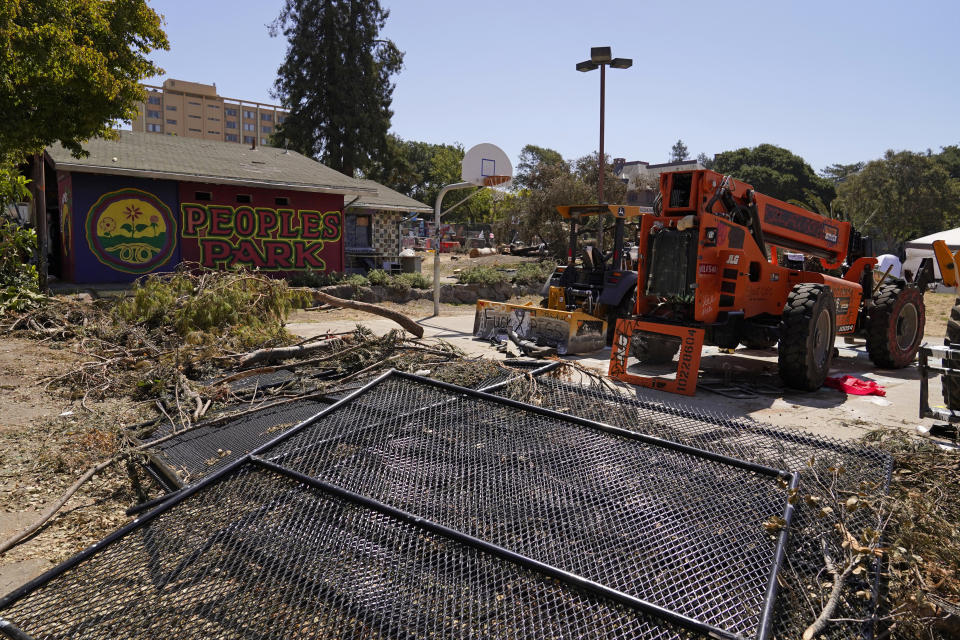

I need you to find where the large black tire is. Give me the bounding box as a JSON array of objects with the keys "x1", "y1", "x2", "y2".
[
  {"x1": 778, "y1": 284, "x2": 836, "y2": 391},
  {"x1": 605, "y1": 292, "x2": 636, "y2": 345},
  {"x1": 941, "y1": 298, "x2": 960, "y2": 409},
  {"x1": 865, "y1": 283, "x2": 925, "y2": 369}
]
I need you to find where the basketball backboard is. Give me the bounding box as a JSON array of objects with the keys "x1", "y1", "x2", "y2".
[{"x1": 461, "y1": 143, "x2": 513, "y2": 188}]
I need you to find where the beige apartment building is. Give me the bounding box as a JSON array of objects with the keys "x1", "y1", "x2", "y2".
[{"x1": 131, "y1": 79, "x2": 288, "y2": 146}]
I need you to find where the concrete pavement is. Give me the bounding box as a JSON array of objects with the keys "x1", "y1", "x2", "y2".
[{"x1": 287, "y1": 309, "x2": 943, "y2": 441}]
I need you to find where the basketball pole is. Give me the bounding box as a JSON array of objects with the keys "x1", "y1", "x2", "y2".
[{"x1": 432, "y1": 181, "x2": 476, "y2": 317}]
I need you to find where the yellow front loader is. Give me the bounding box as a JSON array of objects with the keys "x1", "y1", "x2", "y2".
[{"x1": 473, "y1": 204, "x2": 650, "y2": 355}]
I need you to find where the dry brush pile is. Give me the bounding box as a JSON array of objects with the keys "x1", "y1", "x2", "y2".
[{"x1": 0, "y1": 267, "x2": 481, "y2": 559}]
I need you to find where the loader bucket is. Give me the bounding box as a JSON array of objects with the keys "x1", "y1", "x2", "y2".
[{"x1": 473, "y1": 299, "x2": 606, "y2": 355}]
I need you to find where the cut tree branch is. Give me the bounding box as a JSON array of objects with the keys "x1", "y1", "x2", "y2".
[{"x1": 292, "y1": 287, "x2": 424, "y2": 338}]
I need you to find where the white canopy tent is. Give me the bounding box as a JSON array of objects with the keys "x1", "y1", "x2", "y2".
[{"x1": 903, "y1": 227, "x2": 960, "y2": 291}]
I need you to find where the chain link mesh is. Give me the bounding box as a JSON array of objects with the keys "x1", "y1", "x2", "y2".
[
  {"x1": 1, "y1": 373, "x2": 794, "y2": 640},
  {"x1": 487, "y1": 374, "x2": 893, "y2": 640}
]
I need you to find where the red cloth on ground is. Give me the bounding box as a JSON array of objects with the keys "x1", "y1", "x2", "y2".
[{"x1": 823, "y1": 375, "x2": 886, "y2": 397}]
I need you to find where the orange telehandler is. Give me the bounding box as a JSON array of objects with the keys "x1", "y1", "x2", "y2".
[{"x1": 609, "y1": 169, "x2": 937, "y2": 394}]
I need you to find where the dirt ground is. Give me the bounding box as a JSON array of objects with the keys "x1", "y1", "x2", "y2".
[
  {"x1": 0, "y1": 338, "x2": 151, "y2": 597},
  {"x1": 422, "y1": 250, "x2": 548, "y2": 279}
]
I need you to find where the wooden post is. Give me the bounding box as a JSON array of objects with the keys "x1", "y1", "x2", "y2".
[{"x1": 33, "y1": 153, "x2": 49, "y2": 290}]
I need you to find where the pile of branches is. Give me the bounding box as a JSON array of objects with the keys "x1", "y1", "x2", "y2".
[
  {"x1": 0, "y1": 268, "x2": 493, "y2": 557},
  {"x1": 865, "y1": 429, "x2": 960, "y2": 638}
]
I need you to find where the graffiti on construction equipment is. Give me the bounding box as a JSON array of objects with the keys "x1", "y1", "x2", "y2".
[
  {"x1": 763, "y1": 203, "x2": 839, "y2": 246},
  {"x1": 181, "y1": 204, "x2": 341, "y2": 270},
  {"x1": 86, "y1": 188, "x2": 177, "y2": 274}
]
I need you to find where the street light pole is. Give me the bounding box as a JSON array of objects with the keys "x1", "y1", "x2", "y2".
[
  {"x1": 577, "y1": 47, "x2": 632, "y2": 205},
  {"x1": 599, "y1": 62, "x2": 605, "y2": 203}
]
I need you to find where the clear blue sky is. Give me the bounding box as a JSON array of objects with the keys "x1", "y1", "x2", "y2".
[{"x1": 144, "y1": 0, "x2": 959, "y2": 174}]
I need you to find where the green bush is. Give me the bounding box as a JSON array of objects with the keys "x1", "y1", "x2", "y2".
[
  {"x1": 457, "y1": 266, "x2": 508, "y2": 286},
  {"x1": 286, "y1": 268, "x2": 343, "y2": 288},
  {"x1": 396, "y1": 272, "x2": 432, "y2": 289},
  {"x1": 0, "y1": 220, "x2": 42, "y2": 313},
  {"x1": 512, "y1": 260, "x2": 556, "y2": 287},
  {"x1": 366, "y1": 269, "x2": 390, "y2": 286},
  {"x1": 343, "y1": 273, "x2": 370, "y2": 288}
]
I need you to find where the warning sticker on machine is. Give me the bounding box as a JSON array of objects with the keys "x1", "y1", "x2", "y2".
[{"x1": 764, "y1": 203, "x2": 840, "y2": 246}]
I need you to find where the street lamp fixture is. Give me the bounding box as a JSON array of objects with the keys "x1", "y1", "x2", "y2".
[
  {"x1": 576, "y1": 46, "x2": 632, "y2": 203},
  {"x1": 590, "y1": 47, "x2": 611, "y2": 63}
]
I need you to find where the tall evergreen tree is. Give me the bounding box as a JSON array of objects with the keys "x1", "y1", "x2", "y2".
[
  {"x1": 670, "y1": 139, "x2": 689, "y2": 162},
  {"x1": 270, "y1": 0, "x2": 403, "y2": 177}
]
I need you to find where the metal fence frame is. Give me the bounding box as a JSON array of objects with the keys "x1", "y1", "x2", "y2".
[{"x1": 1, "y1": 369, "x2": 797, "y2": 640}]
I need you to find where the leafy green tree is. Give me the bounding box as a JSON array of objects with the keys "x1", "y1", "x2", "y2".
[
  {"x1": 670, "y1": 139, "x2": 689, "y2": 162},
  {"x1": 836, "y1": 150, "x2": 960, "y2": 252},
  {"x1": 696, "y1": 152, "x2": 714, "y2": 169},
  {"x1": 934, "y1": 145, "x2": 960, "y2": 180},
  {"x1": 271, "y1": 0, "x2": 403, "y2": 177},
  {"x1": 711, "y1": 144, "x2": 836, "y2": 210},
  {"x1": 820, "y1": 162, "x2": 865, "y2": 184},
  {"x1": 0, "y1": 0, "x2": 168, "y2": 159},
  {"x1": 509, "y1": 151, "x2": 626, "y2": 258},
  {"x1": 514, "y1": 145, "x2": 566, "y2": 191}
]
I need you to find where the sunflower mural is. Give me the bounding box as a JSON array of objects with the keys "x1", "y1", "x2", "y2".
[{"x1": 85, "y1": 189, "x2": 177, "y2": 274}]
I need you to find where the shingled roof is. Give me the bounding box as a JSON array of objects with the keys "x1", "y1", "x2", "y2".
[
  {"x1": 347, "y1": 178, "x2": 432, "y2": 213},
  {"x1": 46, "y1": 131, "x2": 376, "y2": 196}
]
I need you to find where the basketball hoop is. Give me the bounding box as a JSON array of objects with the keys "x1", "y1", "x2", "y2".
[
  {"x1": 461, "y1": 143, "x2": 513, "y2": 189},
  {"x1": 482, "y1": 175, "x2": 511, "y2": 188},
  {"x1": 430, "y1": 143, "x2": 514, "y2": 317}
]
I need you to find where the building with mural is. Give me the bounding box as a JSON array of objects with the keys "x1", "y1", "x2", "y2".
[{"x1": 42, "y1": 131, "x2": 397, "y2": 283}]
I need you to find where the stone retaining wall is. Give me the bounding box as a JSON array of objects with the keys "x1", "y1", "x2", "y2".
[{"x1": 318, "y1": 281, "x2": 539, "y2": 305}]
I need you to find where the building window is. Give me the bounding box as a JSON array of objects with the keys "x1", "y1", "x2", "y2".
[
  {"x1": 188, "y1": 100, "x2": 201, "y2": 106},
  {"x1": 225, "y1": 121, "x2": 237, "y2": 129},
  {"x1": 225, "y1": 107, "x2": 238, "y2": 116},
  {"x1": 261, "y1": 113, "x2": 273, "y2": 122},
  {"x1": 243, "y1": 123, "x2": 255, "y2": 131},
  {"x1": 146, "y1": 123, "x2": 162, "y2": 132},
  {"x1": 346, "y1": 214, "x2": 372, "y2": 248},
  {"x1": 208, "y1": 116, "x2": 220, "y2": 122},
  {"x1": 188, "y1": 114, "x2": 201, "y2": 119},
  {"x1": 260, "y1": 138, "x2": 269, "y2": 145},
  {"x1": 194, "y1": 192, "x2": 212, "y2": 201},
  {"x1": 208, "y1": 130, "x2": 220, "y2": 135},
  {"x1": 225, "y1": 133, "x2": 238, "y2": 142},
  {"x1": 244, "y1": 110, "x2": 256, "y2": 119},
  {"x1": 208, "y1": 104, "x2": 220, "y2": 110},
  {"x1": 236, "y1": 194, "x2": 252, "y2": 204},
  {"x1": 243, "y1": 135, "x2": 255, "y2": 144},
  {"x1": 275, "y1": 197, "x2": 289, "y2": 206},
  {"x1": 188, "y1": 127, "x2": 201, "y2": 132},
  {"x1": 148, "y1": 95, "x2": 161, "y2": 105},
  {"x1": 261, "y1": 125, "x2": 272, "y2": 133},
  {"x1": 277, "y1": 115, "x2": 285, "y2": 124},
  {"x1": 146, "y1": 109, "x2": 161, "y2": 118},
  {"x1": 166, "y1": 105, "x2": 177, "y2": 111},
  {"x1": 166, "y1": 119, "x2": 177, "y2": 125}
]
